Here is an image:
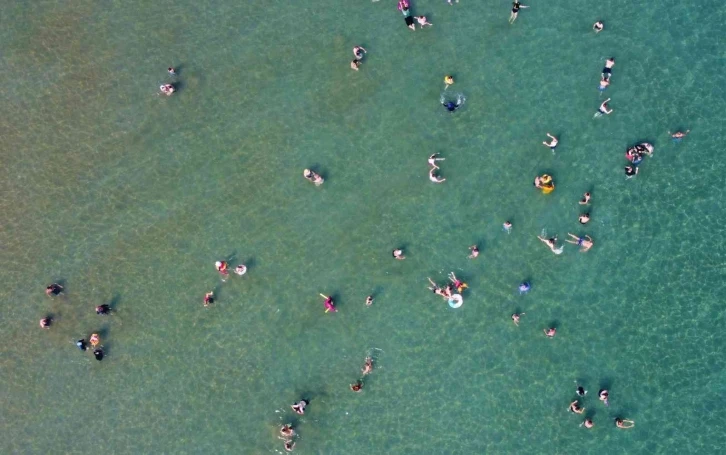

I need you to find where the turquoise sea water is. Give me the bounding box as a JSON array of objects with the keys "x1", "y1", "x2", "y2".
[{"x1": 2, "y1": 0, "x2": 725, "y2": 453}]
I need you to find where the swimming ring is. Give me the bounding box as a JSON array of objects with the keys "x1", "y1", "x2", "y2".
[
  {"x1": 448, "y1": 294, "x2": 463, "y2": 309},
  {"x1": 541, "y1": 184, "x2": 555, "y2": 194}
]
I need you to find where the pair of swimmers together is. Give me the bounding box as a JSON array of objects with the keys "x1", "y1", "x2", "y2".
[
  {"x1": 427, "y1": 273, "x2": 468, "y2": 298},
  {"x1": 538, "y1": 233, "x2": 593, "y2": 253},
  {"x1": 215, "y1": 260, "x2": 247, "y2": 276}
]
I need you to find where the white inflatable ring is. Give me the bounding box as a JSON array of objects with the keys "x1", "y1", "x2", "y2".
[{"x1": 448, "y1": 294, "x2": 463, "y2": 309}]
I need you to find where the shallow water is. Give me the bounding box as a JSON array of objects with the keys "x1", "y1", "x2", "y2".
[{"x1": 2, "y1": 0, "x2": 725, "y2": 454}]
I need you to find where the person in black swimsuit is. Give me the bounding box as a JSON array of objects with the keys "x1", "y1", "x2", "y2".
[
  {"x1": 509, "y1": 2, "x2": 529, "y2": 23},
  {"x1": 602, "y1": 58, "x2": 615, "y2": 80}
]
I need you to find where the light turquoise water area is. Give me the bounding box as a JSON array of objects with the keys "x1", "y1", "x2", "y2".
[{"x1": 2, "y1": 0, "x2": 725, "y2": 453}]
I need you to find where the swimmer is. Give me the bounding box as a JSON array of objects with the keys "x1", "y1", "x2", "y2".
[
  {"x1": 625, "y1": 165, "x2": 638, "y2": 178},
  {"x1": 416, "y1": 16, "x2": 432, "y2": 27},
  {"x1": 291, "y1": 399, "x2": 309, "y2": 415},
  {"x1": 428, "y1": 153, "x2": 445, "y2": 167},
  {"x1": 566, "y1": 233, "x2": 593, "y2": 252},
  {"x1": 46, "y1": 283, "x2": 64, "y2": 296},
  {"x1": 76, "y1": 339, "x2": 88, "y2": 351},
  {"x1": 427, "y1": 278, "x2": 447, "y2": 298},
  {"x1": 93, "y1": 348, "x2": 104, "y2": 361},
  {"x1": 581, "y1": 419, "x2": 594, "y2": 429},
  {"x1": 602, "y1": 58, "x2": 615, "y2": 80},
  {"x1": 637, "y1": 143, "x2": 654, "y2": 156},
  {"x1": 579, "y1": 192, "x2": 591, "y2": 205},
  {"x1": 303, "y1": 168, "x2": 324, "y2": 186},
  {"x1": 203, "y1": 291, "x2": 214, "y2": 307},
  {"x1": 448, "y1": 272, "x2": 468, "y2": 293},
  {"x1": 160, "y1": 84, "x2": 175, "y2": 96},
  {"x1": 39, "y1": 317, "x2": 52, "y2": 329},
  {"x1": 280, "y1": 424, "x2": 295, "y2": 438},
  {"x1": 90, "y1": 333, "x2": 100, "y2": 347},
  {"x1": 518, "y1": 282, "x2": 531, "y2": 294},
  {"x1": 362, "y1": 357, "x2": 373, "y2": 375},
  {"x1": 598, "y1": 77, "x2": 610, "y2": 91},
  {"x1": 569, "y1": 400, "x2": 585, "y2": 414},
  {"x1": 284, "y1": 441, "x2": 295, "y2": 452},
  {"x1": 215, "y1": 261, "x2": 229, "y2": 276},
  {"x1": 669, "y1": 129, "x2": 690, "y2": 142},
  {"x1": 447, "y1": 0, "x2": 460, "y2": 4},
  {"x1": 403, "y1": 9, "x2": 416, "y2": 31},
  {"x1": 593, "y1": 98, "x2": 613, "y2": 117},
  {"x1": 350, "y1": 380, "x2": 363, "y2": 392},
  {"x1": 443, "y1": 284, "x2": 454, "y2": 299},
  {"x1": 598, "y1": 389, "x2": 610, "y2": 406},
  {"x1": 509, "y1": 1, "x2": 529, "y2": 23},
  {"x1": 576, "y1": 385, "x2": 587, "y2": 397},
  {"x1": 503, "y1": 221, "x2": 512, "y2": 233},
  {"x1": 544, "y1": 327, "x2": 556, "y2": 337},
  {"x1": 578, "y1": 213, "x2": 590, "y2": 225},
  {"x1": 393, "y1": 248, "x2": 405, "y2": 260},
  {"x1": 468, "y1": 245, "x2": 480, "y2": 259},
  {"x1": 444, "y1": 75, "x2": 454, "y2": 90},
  {"x1": 542, "y1": 133, "x2": 558, "y2": 152},
  {"x1": 351, "y1": 59, "x2": 361, "y2": 71},
  {"x1": 365, "y1": 295, "x2": 373, "y2": 306},
  {"x1": 320, "y1": 294, "x2": 337, "y2": 313},
  {"x1": 440, "y1": 95, "x2": 464, "y2": 112},
  {"x1": 593, "y1": 21, "x2": 604, "y2": 33},
  {"x1": 168, "y1": 67, "x2": 177, "y2": 76},
  {"x1": 429, "y1": 167, "x2": 445, "y2": 183},
  {"x1": 96, "y1": 304, "x2": 111, "y2": 315},
  {"x1": 353, "y1": 46, "x2": 367, "y2": 60},
  {"x1": 537, "y1": 235, "x2": 562, "y2": 254},
  {"x1": 533, "y1": 174, "x2": 554, "y2": 192},
  {"x1": 615, "y1": 418, "x2": 635, "y2": 429},
  {"x1": 511, "y1": 312, "x2": 524, "y2": 326},
  {"x1": 234, "y1": 264, "x2": 247, "y2": 276}
]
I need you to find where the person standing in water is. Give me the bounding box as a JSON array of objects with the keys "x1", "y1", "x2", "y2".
[
  {"x1": 203, "y1": 291, "x2": 214, "y2": 307},
  {"x1": 350, "y1": 381, "x2": 363, "y2": 392},
  {"x1": 569, "y1": 400, "x2": 585, "y2": 414},
  {"x1": 365, "y1": 295, "x2": 374, "y2": 306},
  {"x1": 46, "y1": 283, "x2": 64, "y2": 297},
  {"x1": 351, "y1": 59, "x2": 362, "y2": 71},
  {"x1": 468, "y1": 245, "x2": 479, "y2": 259},
  {"x1": 593, "y1": 21, "x2": 604, "y2": 33},
  {"x1": 598, "y1": 389, "x2": 610, "y2": 406},
  {"x1": 168, "y1": 67, "x2": 177, "y2": 76},
  {"x1": 579, "y1": 213, "x2": 590, "y2": 225},
  {"x1": 280, "y1": 424, "x2": 295, "y2": 438},
  {"x1": 581, "y1": 419, "x2": 594, "y2": 429},
  {"x1": 544, "y1": 327, "x2": 556, "y2": 337},
  {"x1": 291, "y1": 399, "x2": 309, "y2": 415},
  {"x1": 512, "y1": 312, "x2": 524, "y2": 326},
  {"x1": 39, "y1": 317, "x2": 52, "y2": 329},
  {"x1": 579, "y1": 192, "x2": 591, "y2": 205},
  {"x1": 598, "y1": 77, "x2": 610, "y2": 92},
  {"x1": 542, "y1": 133, "x2": 558, "y2": 152},
  {"x1": 509, "y1": 2, "x2": 529, "y2": 23},
  {"x1": 503, "y1": 221, "x2": 513, "y2": 233},
  {"x1": 96, "y1": 304, "x2": 111, "y2": 315},
  {"x1": 392, "y1": 248, "x2": 405, "y2": 260}
]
